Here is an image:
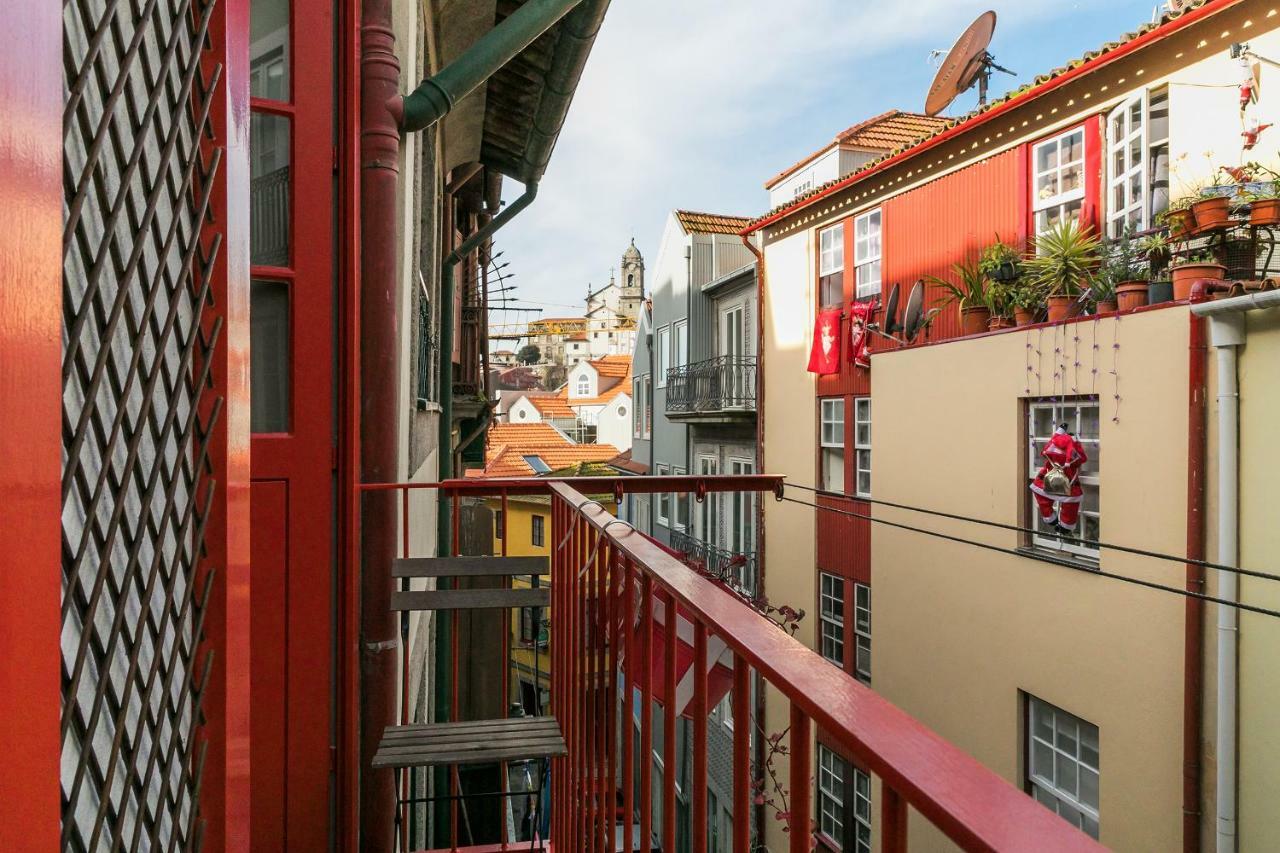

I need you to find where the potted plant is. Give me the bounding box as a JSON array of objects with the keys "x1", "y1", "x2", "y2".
[
  {"x1": 1140, "y1": 232, "x2": 1174, "y2": 304},
  {"x1": 1100, "y1": 227, "x2": 1146, "y2": 312},
  {"x1": 1243, "y1": 178, "x2": 1280, "y2": 227},
  {"x1": 1023, "y1": 220, "x2": 1101, "y2": 323},
  {"x1": 979, "y1": 236, "x2": 1022, "y2": 284},
  {"x1": 928, "y1": 255, "x2": 990, "y2": 335},
  {"x1": 1190, "y1": 191, "x2": 1232, "y2": 233},
  {"x1": 1009, "y1": 281, "x2": 1041, "y2": 326},
  {"x1": 1158, "y1": 197, "x2": 1197, "y2": 240},
  {"x1": 1170, "y1": 249, "x2": 1227, "y2": 300}
]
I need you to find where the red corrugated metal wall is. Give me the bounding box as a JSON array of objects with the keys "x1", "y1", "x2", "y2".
[
  {"x1": 880, "y1": 146, "x2": 1027, "y2": 343},
  {"x1": 815, "y1": 494, "x2": 870, "y2": 584}
]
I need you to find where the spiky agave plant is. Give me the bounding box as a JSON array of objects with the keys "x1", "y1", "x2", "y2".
[
  {"x1": 928, "y1": 254, "x2": 988, "y2": 310},
  {"x1": 1024, "y1": 219, "x2": 1101, "y2": 298}
]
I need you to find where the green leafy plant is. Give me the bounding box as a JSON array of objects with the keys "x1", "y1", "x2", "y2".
[
  {"x1": 1023, "y1": 220, "x2": 1101, "y2": 298},
  {"x1": 979, "y1": 236, "x2": 1022, "y2": 284},
  {"x1": 927, "y1": 255, "x2": 988, "y2": 310},
  {"x1": 1094, "y1": 226, "x2": 1145, "y2": 300},
  {"x1": 1139, "y1": 232, "x2": 1171, "y2": 277}
]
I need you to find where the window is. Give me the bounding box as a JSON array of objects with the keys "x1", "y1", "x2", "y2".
[
  {"x1": 819, "y1": 573, "x2": 845, "y2": 667},
  {"x1": 519, "y1": 606, "x2": 537, "y2": 644},
  {"x1": 672, "y1": 466, "x2": 689, "y2": 531},
  {"x1": 531, "y1": 514, "x2": 545, "y2": 547},
  {"x1": 1027, "y1": 398, "x2": 1100, "y2": 558},
  {"x1": 819, "y1": 223, "x2": 844, "y2": 307},
  {"x1": 643, "y1": 374, "x2": 652, "y2": 438},
  {"x1": 697, "y1": 455, "x2": 719, "y2": 545},
  {"x1": 1026, "y1": 695, "x2": 1100, "y2": 839},
  {"x1": 657, "y1": 326, "x2": 670, "y2": 387},
  {"x1": 674, "y1": 319, "x2": 688, "y2": 370},
  {"x1": 1106, "y1": 87, "x2": 1169, "y2": 238},
  {"x1": 576, "y1": 374, "x2": 591, "y2": 396},
  {"x1": 495, "y1": 510, "x2": 505, "y2": 540},
  {"x1": 818, "y1": 746, "x2": 871, "y2": 853},
  {"x1": 820, "y1": 398, "x2": 845, "y2": 493},
  {"x1": 853, "y1": 210, "x2": 881, "y2": 299},
  {"x1": 633, "y1": 377, "x2": 643, "y2": 438},
  {"x1": 1033, "y1": 129, "x2": 1086, "y2": 236},
  {"x1": 853, "y1": 583, "x2": 871, "y2": 684},
  {"x1": 728, "y1": 458, "x2": 755, "y2": 592},
  {"x1": 853, "y1": 397, "x2": 871, "y2": 497},
  {"x1": 657, "y1": 464, "x2": 671, "y2": 526},
  {"x1": 794, "y1": 177, "x2": 814, "y2": 198},
  {"x1": 707, "y1": 789, "x2": 720, "y2": 853}
]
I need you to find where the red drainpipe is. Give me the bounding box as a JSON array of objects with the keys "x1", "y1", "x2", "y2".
[
  {"x1": 1184, "y1": 282, "x2": 1211, "y2": 853},
  {"x1": 358, "y1": 0, "x2": 401, "y2": 849}
]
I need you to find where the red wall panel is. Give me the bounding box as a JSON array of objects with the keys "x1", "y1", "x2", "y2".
[
  {"x1": 815, "y1": 494, "x2": 870, "y2": 584},
  {"x1": 880, "y1": 147, "x2": 1026, "y2": 344}
]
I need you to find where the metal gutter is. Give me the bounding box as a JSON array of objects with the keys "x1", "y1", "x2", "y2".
[
  {"x1": 701, "y1": 262, "x2": 755, "y2": 295},
  {"x1": 741, "y1": 0, "x2": 1243, "y2": 236}
]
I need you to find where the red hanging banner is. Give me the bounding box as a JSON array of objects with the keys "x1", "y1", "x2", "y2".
[
  {"x1": 807, "y1": 308, "x2": 841, "y2": 375},
  {"x1": 848, "y1": 299, "x2": 875, "y2": 368}
]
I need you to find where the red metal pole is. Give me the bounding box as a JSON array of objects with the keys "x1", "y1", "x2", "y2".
[
  {"x1": 731, "y1": 655, "x2": 750, "y2": 853},
  {"x1": 1184, "y1": 296, "x2": 1209, "y2": 853},
  {"x1": 639, "y1": 576, "x2": 654, "y2": 853},
  {"x1": 789, "y1": 705, "x2": 811, "y2": 853},
  {"x1": 692, "y1": 623, "x2": 708, "y2": 853},
  {"x1": 622, "y1": 557, "x2": 636, "y2": 853},
  {"x1": 358, "y1": 0, "x2": 402, "y2": 847},
  {"x1": 607, "y1": 549, "x2": 622, "y2": 853},
  {"x1": 881, "y1": 784, "x2": 908, "y2": 853},
  {"x1": 0, "y1": 0, "x2": 67, "y2": 846},
  {"x1": 662, "y1": 592, "x2": 677, "y2": 853}
]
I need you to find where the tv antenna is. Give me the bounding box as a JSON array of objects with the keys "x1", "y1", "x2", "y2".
[{"x1": 925, "y1": 11, "x2": 1015, "y2": 116}]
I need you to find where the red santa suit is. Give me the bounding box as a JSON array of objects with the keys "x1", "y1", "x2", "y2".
[{"x1": 1029, "y1": 425, "x2": 1088, "y2": 531}]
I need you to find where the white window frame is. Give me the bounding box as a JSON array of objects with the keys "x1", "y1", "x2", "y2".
[
  {"x1": 643, "y1": 374, "x2": 652, "y2": 438},
  {"x1": 672, "y1": 465, "x2": 689, "y2": 531},
  {"x1": 575, "y1": 374, "x2": 591, "y2": 397},
  {"x1": 819, "y1": 572, "x2": 845, "y2": 667},
  {"x1": 820, "y1": 398, "x2": 845, "y2": 493},
  {"x1": 1027, "y1": 695, "x2": 1100, "y2": 840},
  {"x1": 853, "y1": 582, "x2": 871, "y2": 685},
  {"x1": 696, "y1": 454, "x2": 719, "y2": 546},
  {"x1": 673, "y1": 319, "x2": 688, "y2": 370},
  {"x1": 633, "y1": 377, "x2": 642, "y2": 438},
  {"x1": 817, "y1": 746, "x2": 870, "y2": 853},
  {"x1": 656, "y1": 326, "x2": 670, "y2": 387},
  {"x1": 1027, "y1": 399, "x2": 1100, "y2": 559},
  {"x1": 819, "y1": 223, "x2": 844, "y2": 307},
  {"x1": 853, "y1": 397, "x2": 871, "y2": 498},
  {"x1": 853, "y1": 209, "x2": 881, "y2": 299},
  {"x1": 1032, "y1": 127, "x2": 1087, "y2": 237},
  {"x1": 656, "y1": 463, "x2": 670, "y2": 526},
  {"x1": 1106, "y1": 87, "x2": 1169, "y2": 238},
  {"x1": 720, "y1": 304, "x2": 746, "y2": 359}
]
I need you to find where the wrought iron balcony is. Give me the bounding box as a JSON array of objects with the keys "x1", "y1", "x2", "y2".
[
  {"x1": 668, "y1": 527, "x2": 758, "y2": 598},
  {"x1": 665, "y1": 356, "x2": 756, "y2": 418}
]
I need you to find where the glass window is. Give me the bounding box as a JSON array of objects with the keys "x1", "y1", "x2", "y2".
[
  {"x1": 531, "y1": 515, "x2": 545, "y2": 547},
  {"x1": 819, "y1": 223, "x2": 844, "y2": 307},
  {"x1": 672, "y1": 466, "x2": 689, "y2": 531},
  {"x1": 674, "y1": 320, "x2": 688, "y2": 369},
  {"x1": 853, "y1": 210, "x2": 881, "y2": 299},
  {"x1": 820, "y1": 572, "x2": 845, "y2": 667},
  {"x1": 250, "y1": 0, "x2": 290, "y2": 101},
  {"x1": 576, "y1": 374, "x2": 591, "y2": 396},
  {"x1": 657, "y1": 464, "x2": 671, "y2": 526},
  {"x1": 1106, "y1": 88, "x2": 1169, "y2": 237},
  {"x1": 250, "y1": 113, "x2": 291, "y2": 267},
  {"x1": 820, "y1": 398, "x2": 845, "y2": 493},
  {"x1": 250, "y1": 280, "x2": 290, "y2": 432},
  {"x1": 1027, "y1": 695, "x2": 1100, "y2": 840},
  {"x1": 657, "y1": 327, "x2": 670, "y2": 387},
  {"x1": 854, "y1": 583, "x2": 871, "y2": 684},
  {"x1": 818, "y1": 746, "x2": 870, "y2": 852},
  {"x1": 1027, "y1": 398, "x2": 1100, "y2": 558},
  {"x1": 853, "y1": 397, "x2": 871, "y2": 498},
  {"x1": 1033, "y1": 129, "x2": 1086, "y2": 237},
  {"x1": 495, "y1": 510, "x2": 504, "y2": 540}
]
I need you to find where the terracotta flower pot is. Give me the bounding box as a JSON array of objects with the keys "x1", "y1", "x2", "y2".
[
  {"x1": 1046, "y1": 295, "x2": 1074, "y2": 322},
  {"x1": 1095, "y1": 299, "x2": 1119, "y2": 314},
  {"x1": 987, "y1": 316, "x2": 1014, "y2": 330},
  {"x1": 1250, "y1": 198, "x2": 1280, "y2": 227},
  {"x1": 1165, "y1": 208, "x2": 1195, "y2": 239},
  {"x1": 1191, "y1": 196, "x2": 1231, "y2": 233},
  {"x1": 1115, "y1": 280, "x2": 1148, "y2": 312},
  {"x1": 1014, "y1": 307, "x2": 1036, "y2": 326},
  {"x1": 1170, "y1": 262, "x2": 1226, "y2": 300},
  {"x1": 960, "y1": 305, "x2": 990, "y2": 336}
]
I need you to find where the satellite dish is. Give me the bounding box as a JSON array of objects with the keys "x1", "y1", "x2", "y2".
[
  {"x1": 903, "y1": 281, "x2": 925, "y2": 339},
  {"x1": 925, "y1": 11, "x2": 1016, "y2": 116},
  {"x1": 882, "y1": 282, "x2": 902, "y2": 336}
]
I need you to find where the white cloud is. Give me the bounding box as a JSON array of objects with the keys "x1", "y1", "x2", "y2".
[{"x1": 494, "y1": 0, "x2": 1142, "y2": 318}]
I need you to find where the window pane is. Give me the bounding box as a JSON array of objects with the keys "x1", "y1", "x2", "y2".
[
  {"x1": 251, "y1": 280, "x2": 290, "y2": 432},
  {"x1": 250, "y1": 113, "x2": 291, "y2": 266},
  {"x1": 250, "y1": 0, "x2": 290, "y2": 101},
  {"x1": 823, "y1": 448, "x2": 844, "y2": 491}
]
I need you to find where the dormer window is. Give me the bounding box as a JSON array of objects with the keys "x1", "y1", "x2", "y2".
[{"x1": 576, "y1": 375, "x2": 591, "y2": 397}]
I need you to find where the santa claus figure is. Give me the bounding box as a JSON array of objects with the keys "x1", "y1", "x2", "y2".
[{"x1": 1029, "y1": 423, "x2": 1088, "y2": 535}]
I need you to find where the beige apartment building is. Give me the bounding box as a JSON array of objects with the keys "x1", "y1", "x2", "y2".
[{"x1": 744, "y1": 0, "x2": 1280, "y2": 850}]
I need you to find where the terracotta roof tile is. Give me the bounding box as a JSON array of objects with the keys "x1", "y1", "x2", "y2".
[
  {"x1": 765, "y1": 110, "x2": 947, "y2": 189},
  {"x1": 526, "y1": 393, "x2": 576, "y2": 419},
  {"x1": 747, "y1": 0, "x2": 1221, "y2": 229},
  {"x1": 468, "y1": 438, "x2": 622, "y2": 479},
  {"x1": 606, "y1": 448, "x2": 648, "y2": 475},
  {"x1": 673, "y1": 210, "x2": 752, "y2": 236},
  {"x1": 590, "y1": 354, "x2": 632, "y2": 378}
]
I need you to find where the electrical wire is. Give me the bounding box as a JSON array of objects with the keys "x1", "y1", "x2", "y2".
[
  {"x1": 782, "y1": 481, "x2": 1280, "y2": 585},
  {"x1": 776, "y1": 494, "x2": 1280, "y2": 620}
]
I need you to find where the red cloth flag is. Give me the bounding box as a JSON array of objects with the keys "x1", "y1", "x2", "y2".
[
  {"x1": 807, "y1": 308, "x2": 841, "y2": 374},
  {"x1": 848, "y1": 299, "x2": 875, "y2": 368}
]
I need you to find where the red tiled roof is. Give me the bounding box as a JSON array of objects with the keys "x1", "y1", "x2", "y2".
[
  {"x1": 747, "y1": 0, "x2": 1225, "y2": 229},
  {"x1": 468, "y1": 441, "x2": 622, "y2": 479},
  {"x1": 673, "y1": 210, "x2": 752, "y2": 236},
  {"x1": 526, "y1": 393, "x2": 575, "y2": 419},
  {"x1": 590, "y1": 354, "x2": 631, "y2": 379},
  {"x1": 606, "y1": 448, "x2": 647, "y2": 475},
  {"x1": 764, "y1": 111, "x2": 948, "y2": 189}
]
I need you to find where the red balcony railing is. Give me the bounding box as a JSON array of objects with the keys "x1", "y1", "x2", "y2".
[{"x1": 360, "y1": 475, "x2": 1103, "y2": 853}]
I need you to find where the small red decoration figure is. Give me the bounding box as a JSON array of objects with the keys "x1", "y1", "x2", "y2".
[
  {"x1": 807, "y1": 308, "x2": 841, "y2": 374},
  {"x1": 1030, "y1": 423, "x2": 1089, "y2": 535},
  {"x1": 848, "y1": 298, "x2": 875, "y2": 368},
  {"x1": 1242, "y1": 117, "x2": 1272, "y2": 151}
]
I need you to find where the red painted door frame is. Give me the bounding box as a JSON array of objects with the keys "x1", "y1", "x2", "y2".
[
  {"x1": 247, "y1": 0, "x2": 336, "y2": 847},
  {"x1": 0, "y1": 2, "x2": 64, "y2": 847}
]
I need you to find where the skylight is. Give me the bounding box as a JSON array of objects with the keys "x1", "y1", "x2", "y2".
[{"x1": 522, "y1": 455, "x2": 552, "y2": 475}]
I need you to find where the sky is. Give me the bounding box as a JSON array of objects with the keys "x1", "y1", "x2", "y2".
[{"x1": 494, "y1": 0, "x2": 1161, "y2": 322}]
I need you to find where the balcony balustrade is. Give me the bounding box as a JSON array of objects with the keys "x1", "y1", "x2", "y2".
[
  {"x1": 668, "y1": 527, "x2": 757, "y2": 599},
  {"x1": 362, "y1": 475, "x2": 1102, "y2": 853},
  {"x1": 665, "y1": 356, "x2": 756, "y2": 418}
]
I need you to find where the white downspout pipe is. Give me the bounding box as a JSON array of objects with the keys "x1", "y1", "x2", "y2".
[{"x1": 1191, "y1": 289, "x2": 1280, "y2": 853}]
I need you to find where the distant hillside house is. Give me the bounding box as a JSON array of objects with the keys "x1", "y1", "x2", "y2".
[{"x1": 505, "y1": 354, "x2": 633, "y2": 451}]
